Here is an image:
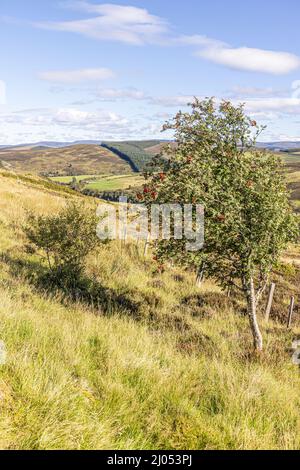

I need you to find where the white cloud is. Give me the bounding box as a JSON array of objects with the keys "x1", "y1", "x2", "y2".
[
  {"x1": 58, "y1": 86, "x2": 196, "y2": 108},
  {"x1": 0, "y1": 107, "x2": 128, "y2": 130},
  {"x1": 178, "y1": 33, "x2": 300, "y2": 75},
  {"x1": 36, "y1": 2, "x2": 169, "y2": 45},
  {"x1": 242, "y1": 97, "x2": 300, "y2": 115},
  {"x1": 68, "y1": 87, "x2": 148, "y2": 105},
  {"x1": 53, "y1": 107, "x2": 128, "y2": 128},
  {"x1": 93, "y1": 87, "x2": 146, "y2": 101},
  {"x1": 39, "y1": 68, "x2": 115, "y2": 83},
  {"x1": 148, "y1": 91, "x2": 300, "y2": 118},
  {"x1": 7, "y1": 3, "x2": 300, "y2": 76},
  {"x1": 150, "y1": 95, "x2": 196, "y2": 107},
  {"x1": 177, "y1": 34, "x2": 226, "y2": 48},
  {"x1": 196, "y1": 45, "x2": 300, "y2": 75},
  {"x1": 229, "y1": 86, "x2": 287, "y2": 98},
  {"x1": 224, "y1": 83, "x2": 300, "y2": 118},
  {"x1": 279, "y1": 135, "x2": 300, "y2": 142},
  {"x1": 0, "y1": 107, "x2": 161, "y2": 144}
]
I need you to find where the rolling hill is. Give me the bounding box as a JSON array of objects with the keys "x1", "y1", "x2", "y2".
[
  {"x1": 0, "y1": 144, "x2": 133, "y2": 176},
  {"x1": 282, "y1": 149, "x2": 300, "y2": 212},
  {"x1": 0, "y1": 140, "x2": 103, "y2": 149},
  {"x1": 0, "y1": 140, "x2": 166, "y2": 176},
  {"x1": 257, "y1": 141, "x2": 300, "y2": 151},
  {"x1": 2, "y1": 140, "x2": 300, "y2": 197}
]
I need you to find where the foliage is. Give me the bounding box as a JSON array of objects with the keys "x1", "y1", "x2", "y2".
[
  {"x1": 142, "y1": 98, "x2": 299, "y2": 350},
  {"x1": 102, "y1": 141, "x2": 158, "y2": 172},
  {"x1": 24, "y1": 202, "x2": 101, "y2": 285},
  {"x1": 83, "y1": 187, "x2": 138, "y2": 202}
]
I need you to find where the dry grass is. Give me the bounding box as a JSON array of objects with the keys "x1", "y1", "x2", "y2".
[{"x1": 0, "y1": 170, "x2": 300, "y2": 450}]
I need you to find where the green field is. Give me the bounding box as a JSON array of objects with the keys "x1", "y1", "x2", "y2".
[
  {"x1": 85, "y1": 174, "x2": 143, "y2": 191},
  {"x1": 281, "y1": 151, "x2": 300, "y2": 164},
  {"x1": 51, "y1": 174, "x2": 143, "y2": 191},
  {"x1": 51, "y1": 174, "x2": 103, "y2": 184}
]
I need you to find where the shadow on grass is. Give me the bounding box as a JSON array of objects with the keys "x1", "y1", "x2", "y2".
[
  {"x1": 1, "y1": 252, "x2": 217, "y2": 356},
  {"x1": 1, "y1": 252, "x2": 143, "y2": 319}
]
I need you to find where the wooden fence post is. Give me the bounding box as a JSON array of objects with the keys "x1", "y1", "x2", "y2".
[
  {"x1": 143, "y1": 233, "x2": 150, "y2": 258},
  {"x1": 265, "y1": 282, "x2": 276, "y2": 322},
  {"x1": 287, "y1": 296, "x2": 295, "y2": 329},
  {"x1": 196, "y1": 262, "x2": 205, "y2": 287}
]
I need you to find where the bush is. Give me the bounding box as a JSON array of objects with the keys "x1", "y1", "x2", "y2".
[{"x1": 24, "y1": 202, "x2": 101, "y2": 287}]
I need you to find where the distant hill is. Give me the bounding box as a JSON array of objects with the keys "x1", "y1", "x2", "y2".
[
  {"x1": 2, "y1": 138, "x2": 300, "y2": 177},
  {"x1": 0, "y1": 140, "x2": 170, "y2": 176},
  {"x1": 0, "y1": 139, "x2": 171, "y2": 151},
  {"x1": 257, "y1": 141, "x2": 300, "y2": 151},
  {"x1": 0, "y1": 140, "x2": 103, "y2": 150},
  {"x1": 101, "y1": 140, "x2": 162, "y2": 172},
  {"x1": 1, "y1": 139, "x2": 300, "y2": 151},
  {"x1": 0, "y1": 144, "x2": 132, "y2": 176},
  {"x1": 144, "y1": 141, "x2": 177, "y2": 156}
]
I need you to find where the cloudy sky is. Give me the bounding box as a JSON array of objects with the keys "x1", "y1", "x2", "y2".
[{"x1": 1, "y1": 0, "x2": 300, "y2": 144}]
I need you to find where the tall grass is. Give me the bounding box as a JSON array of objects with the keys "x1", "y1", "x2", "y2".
[{"x1": 0, "y1": 170, "x2": 300, "y2": 450}]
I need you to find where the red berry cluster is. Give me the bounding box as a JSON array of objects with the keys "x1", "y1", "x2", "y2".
[{"x1": 217, "y1": 214, "x2": 225, "y2": 222}]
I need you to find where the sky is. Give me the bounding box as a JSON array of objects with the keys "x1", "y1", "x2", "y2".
[{"x1": 1, "y1": 0, "x2": 300, "y2": 144}]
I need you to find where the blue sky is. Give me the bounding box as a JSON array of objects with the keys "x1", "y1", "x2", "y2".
[{"x1": 1, "y1": 0, "x2": 300, "y2": 144}]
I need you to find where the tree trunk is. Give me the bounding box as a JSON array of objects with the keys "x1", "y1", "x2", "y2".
[
  {"x1": 245, "y1": 277, "x2": 263, "y2": 351},
  {"x1": 143, "y1": 233, "x2": 150, "y2": 258},
  {"x1": 196, "y1": 262, "x2": 205, "y2": 287}
]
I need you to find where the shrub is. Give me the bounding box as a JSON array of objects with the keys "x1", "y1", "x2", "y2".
[{"x1": 24, "y1": 202, "x2": 101, "y2": 287}]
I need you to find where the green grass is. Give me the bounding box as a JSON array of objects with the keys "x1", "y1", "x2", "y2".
[
  {"x1": 2, "y1": 280, "x2": 300, "y2": 450},
  {"x1": 84, "y1": 174, "x2": 143, "y2": 191},
  {"x1": 50, "y1": 174, "x2": 143, "y2": 191},
  {"x1": 281, "y1": 152, "x2": 300, "y2": 164},
  {"x1": 1, "y1": 170, "x2": 300, "y2": 449},
  {"x1": 51, "y1": 174, "x2": 105, "y2": 184}
]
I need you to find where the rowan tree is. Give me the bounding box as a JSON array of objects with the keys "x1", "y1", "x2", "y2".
[{"x1": 142, "y1": 98, "x2": 299, "y2": 351}]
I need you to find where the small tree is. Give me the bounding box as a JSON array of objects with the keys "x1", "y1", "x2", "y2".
[
  {"x1": 143, "y1": 98, "x2": 299, "y2": 351},
  {"x1": 24, "y1": 202, "x2": 101, "y2": 287}
]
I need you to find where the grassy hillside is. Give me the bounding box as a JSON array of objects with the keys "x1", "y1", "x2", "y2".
[
  {"x1": 0, "y1": 144, "x2": 132, "y2": 176},
  {"x1": 282, "y1": 150, "x2": 300, "y2": 211},
  {"x1": 0, "y1": 169, "x2": 300, "y2": 449},
  {"x1": 0, "y1": 140, "x2": 165, "y2": 177},
  {"x1": 144, "y1": 141, "x2": 176, "y2": 157}
]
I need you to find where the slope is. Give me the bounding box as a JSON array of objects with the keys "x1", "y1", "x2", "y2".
[
  {"x1": 0, "y1": 144, "x2": 132, "y2": 176},
  {"x1": 0, "y1": 170, "x2": 300, "y2": 449}
]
